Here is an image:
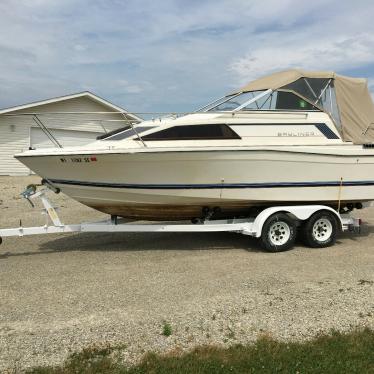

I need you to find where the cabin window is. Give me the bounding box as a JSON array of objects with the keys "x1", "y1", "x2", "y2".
[{"x1": 141, "y1": 124, "x2": 241, "y2": 140}]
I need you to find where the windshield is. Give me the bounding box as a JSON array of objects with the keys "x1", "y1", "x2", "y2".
[
  {"x1": 101, "y1": 126, "x2": 157, "y2": 141},
  {"x1": 207, "y1": 92, "x2": 258, "y2": 111},
  {"x1": 200, "y1": 90, "x2": 320, "y2": 112},
  {"x1": 96, "y1": 125, "x2": 131, "y2": 140}
]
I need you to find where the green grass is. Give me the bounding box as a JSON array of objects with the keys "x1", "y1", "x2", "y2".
[
  {"x1": 26, "y1": 328, "x2": 374, "y2": 374},
  {"x1": 162, "y1": 322, "x2": 172, "y2": 337}
]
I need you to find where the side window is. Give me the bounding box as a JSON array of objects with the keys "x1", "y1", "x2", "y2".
[
  {"x1": 275, "y1": 91, "x2": 317, "y2": 110},
  {"x1": 142, "y1": 124, "x2": 240, "y2": 140}
]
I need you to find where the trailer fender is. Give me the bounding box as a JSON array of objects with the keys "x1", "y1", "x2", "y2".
[{"x1": 252, "y1": 205, "x2": 342, "y2": 238}]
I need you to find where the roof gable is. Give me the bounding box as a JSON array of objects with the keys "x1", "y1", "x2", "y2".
[{"x1": 0, "y1": 91, "x2": 142, "y2": 121}]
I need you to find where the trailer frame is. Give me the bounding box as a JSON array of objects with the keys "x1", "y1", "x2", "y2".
[{"x1": 0, "y1": 186, "x2": 361, "y2": 251}]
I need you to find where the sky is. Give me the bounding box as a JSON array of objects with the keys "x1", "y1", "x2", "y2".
[{"x1": 1, "y1": 0, "x2": 374, "y2": 115}]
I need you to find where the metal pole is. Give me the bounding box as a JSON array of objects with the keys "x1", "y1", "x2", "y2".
[
  {"x1": 120, "y1": 112, "x2": 147, "y2": 147},
  {"x1": 32, "y1": 115, "x2": 63, "y2": 148},
  {"x1": 329, "y1": 85, "x2": 333, "y2": 115},
  {"x1": 233, "y1": 89, "x2": 272, "y2": 112},
  {"x1": 197, "y1": 93, "x2": 243, "y2": 112},
  {"x1": 314, "y1": 79, "x2": 332, "y2": 105},
  {"x1": 304, "y1": 78, "x2": 318, "y2": 99}
]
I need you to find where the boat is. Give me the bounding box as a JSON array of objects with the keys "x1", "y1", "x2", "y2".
[{"x1": 14, "y1": 69, "x2": 374, "y2": 221}]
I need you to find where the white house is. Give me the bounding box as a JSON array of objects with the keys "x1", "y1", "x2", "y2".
[{"x1": 0, "y1": 92, "x2": 141, "y2": 175}]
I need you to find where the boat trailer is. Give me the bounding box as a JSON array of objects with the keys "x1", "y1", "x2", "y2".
[{"x1": 0, "y1": 185, "x2": 361, "y2": 252}]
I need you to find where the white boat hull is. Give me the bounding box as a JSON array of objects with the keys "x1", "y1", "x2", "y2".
[{"x1": 16, "y1": 148, "x2": 374, "y2": 220}]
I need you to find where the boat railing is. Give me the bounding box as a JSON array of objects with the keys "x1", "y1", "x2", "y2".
[
  {"x1": 4, "y1": 109, "x2": 312, "y2": 149},
  {"x1": 4, "y1": 111, "x2": 192, "y2": 149}
]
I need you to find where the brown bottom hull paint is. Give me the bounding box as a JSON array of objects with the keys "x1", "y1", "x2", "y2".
[
  {"x1": 89, "y1": 203, "x2": 251, "y2": 220},
  {"x1": 87, "y1": 200, "x2": 363, "y2": 221}
]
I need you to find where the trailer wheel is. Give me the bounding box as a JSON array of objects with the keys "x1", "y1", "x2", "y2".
[
  {"x1": 260, "y1": 213, "x2": 296, "y2": 252},
  {"x1": 300, "y1": 211, "x2": 338, "y2": 248}
]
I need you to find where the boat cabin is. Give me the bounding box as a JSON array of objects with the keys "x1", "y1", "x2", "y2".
[{"x1": 98, "y1": 70, "x2": 374, "y2": 147}]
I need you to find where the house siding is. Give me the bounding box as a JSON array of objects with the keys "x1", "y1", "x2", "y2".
[
  {"x1": 0, "y1": 96, "x2": 133, "y2": 175},
  {"x1": 0, "y1": 115, "x2": 30, "y2": 175}
]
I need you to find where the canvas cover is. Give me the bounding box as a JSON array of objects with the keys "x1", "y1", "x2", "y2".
[{"x1": 232, "y1": 69, "x2": 374, "y2": 144}]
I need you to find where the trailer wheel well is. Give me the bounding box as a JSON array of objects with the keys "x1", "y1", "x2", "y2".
[{"x1": 253, "y1": 205, "x2": 342, "y2": 238}]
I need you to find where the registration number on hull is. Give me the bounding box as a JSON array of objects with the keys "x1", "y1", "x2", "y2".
[{"x1": 60, "y1": 156, "x2": 97, "y2": 163}]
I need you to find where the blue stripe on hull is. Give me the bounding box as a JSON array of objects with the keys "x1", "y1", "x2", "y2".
[{"x1": 50, "y1": 179, "x2": 374, "y2": 190}]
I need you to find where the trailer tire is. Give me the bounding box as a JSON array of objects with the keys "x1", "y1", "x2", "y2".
[
  {"x1": 260, "y1": 213, "x2": 296, "y2": 252},
  {"x1": 300, "y1": 211, "x2": 338, "y2": 248}
]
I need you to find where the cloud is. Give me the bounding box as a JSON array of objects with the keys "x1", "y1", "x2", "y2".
[
  {"x1": 117, "y1": 79, "x2": 152, "y2": 94},
  {"x1": 230, "y1": 33, "x2": 374, "y2": 83},
  {"x1": 0, "y1": 0, "x2": 374, "y2": 113},
  {"x1": 227, "y1": 1, "x2": 374, "y2": 87}
]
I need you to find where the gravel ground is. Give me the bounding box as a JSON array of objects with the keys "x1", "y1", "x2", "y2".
[{"x1": 0, "y1": 176, "x2": 373, "y2": 372}]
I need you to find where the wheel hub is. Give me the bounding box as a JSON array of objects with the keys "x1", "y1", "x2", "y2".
[
  {"x1": 312, "y1": 218, "x2": 333, "y2": 242},
  {"x1": 268, "y1": 221, "x2": 291, "y2": 246}
]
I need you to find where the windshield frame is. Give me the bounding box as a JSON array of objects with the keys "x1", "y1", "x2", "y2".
[
  {"x1": 199, "y1": 89, "x2": 322, "y2": 113},
  {"x1": 100, "y1": 126, "x2": 157, "y2": 141},
  {"x1": 196, "y1": 93, "x2": 243, "y2": 112}
]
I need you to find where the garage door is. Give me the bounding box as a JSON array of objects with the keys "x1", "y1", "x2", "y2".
[{"x1": 30, "y1": 128, "x2": 102, "y2": 149}]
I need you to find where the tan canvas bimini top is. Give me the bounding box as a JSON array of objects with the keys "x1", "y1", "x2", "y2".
[{"x1": 232, "y1": 69, "x2": 374, "y2": 144}]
